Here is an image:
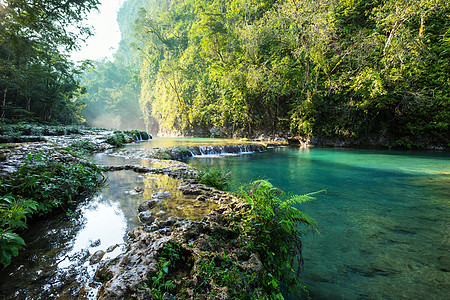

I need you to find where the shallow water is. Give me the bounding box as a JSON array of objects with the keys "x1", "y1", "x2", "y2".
[
  {"x1": 186, "y1": 146, "x2": 450, "y2": 299},
  {"x1": 0, "y1": 145, "x2": 217, "y2": 299},
  {"x1": 124, "y1": 136, "x2": 245, "y2": 149}
]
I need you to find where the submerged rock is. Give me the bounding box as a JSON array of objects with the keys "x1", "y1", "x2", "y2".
[
  {"x1": 151, "y1": 191, "x2": 172, "y2": 199},
  {"x1": 90, "y1": 250, "x2": 106, "y2": 265},
  {"x1": 134, "y1": 186, "x2": 144, "y2": 194},
  {"x1": 138, "y1": 199, "x2": 161, "y2": 212}
]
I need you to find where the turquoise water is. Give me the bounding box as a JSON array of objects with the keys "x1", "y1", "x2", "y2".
[{"x1": 187, "y1": 146, "x2": 450, "y2": 299}]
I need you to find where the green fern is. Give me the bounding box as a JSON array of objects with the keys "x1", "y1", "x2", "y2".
[
  {"x1": 0, "y1": 229, "x2": 26, "y2": 267},
  {"x1": 237, "y1": 180, "x2": 323, "y2": 297}
]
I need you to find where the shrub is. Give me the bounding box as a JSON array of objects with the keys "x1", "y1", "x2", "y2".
[
  {"x1": 105, "y1": 131, "x2": 127, "y2": 147},
  {"x1": 195, "y1": 167, "x2": 230, "y2": 190},
  {"x1": 123, "y1": 130, "x2": 151, "y2": 141},
  {"x1": 69, "y1": 140, "x2": 100, "y2": 153}
]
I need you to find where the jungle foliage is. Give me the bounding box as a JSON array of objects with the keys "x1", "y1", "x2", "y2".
[
  {"x1": 129, "y1": 0, "x2": 449, "y2": 146},
  {"x1": 0, "y1": 0, "x2": 100, "y2": 124},
  {"x1": 0, "y1": 150, "x2": 104, "y2": 268}
]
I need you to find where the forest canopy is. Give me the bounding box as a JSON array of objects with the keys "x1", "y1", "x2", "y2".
[
  {"x1": 0, "y1": 0, "x2": 99, "y2": 123},
  {"x1": 2, "y1": 0, "x2": 449, "y2": 148},
  {"x1": 130, "y1": 0, "x2": 449, "y2": 146}
]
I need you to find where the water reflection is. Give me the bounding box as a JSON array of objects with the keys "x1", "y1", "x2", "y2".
[
  {"x1": 125, "y1": 137, "x2": 248, "y2": 149},
  {"x1": 0, "y1": 144, "x2": 221, "y2": 298}
]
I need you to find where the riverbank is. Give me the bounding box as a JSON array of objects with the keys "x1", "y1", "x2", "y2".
[
  {"x1": 0, "y1": 125, "x2": 151, "y2": 268},
  {"x1": 286, "y1": 134, "x2": 448, "y2": 151},
  {"x1": 155, "y1": 126, "x2": 448, "y2": 151},
  {"x1": 93, "y1": 164, "x2": 314, "y2": 299}
]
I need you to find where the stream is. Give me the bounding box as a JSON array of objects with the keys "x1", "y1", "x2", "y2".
[{"x1": 0, "y1": 138, "x2": 448, "y2": 299}]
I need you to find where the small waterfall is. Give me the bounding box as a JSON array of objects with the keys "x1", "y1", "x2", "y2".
[
  {"x1": 179, "y1": 144, "x2": 266, "y2": 158},
  {"x1": 112, "y1": 144, "x2": 267, "y2": 161}
]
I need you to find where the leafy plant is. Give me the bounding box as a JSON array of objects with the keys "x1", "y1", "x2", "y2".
[
  {"x1": 105, "y1": 131, "x2": 128, "y2": 147},
  {"x1": 69, "y1": 140, "x2": 100, "y2": 153},
  {"x1": 237, "y1": 180, "x2": 322, "y2": 297},
  {"x1": 196, "y1": 167, "x2": 230, "y2": 190},
  {"x1": 0, "y1": 150, "x2": 104, "y2": 267},
  {"x1": 136, "y1": 181, "x2": 320, "y2": 299},
  {"x1": 140, "y1": 242, "x2": 188, "y2": 299},
  {"x1": 176, "y1": 146, "x2": 191, "y2": 158},
  {"x1": 0, "y1": 229, "x2": 26, "y2": 268},
  {"x1": 123, "y1": 130, "x2": 151, "y2": 141}
]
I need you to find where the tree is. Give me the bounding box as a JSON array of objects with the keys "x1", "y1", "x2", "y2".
[{"x1": 0, "y1": 0, "x2": 99, "y2": 123}]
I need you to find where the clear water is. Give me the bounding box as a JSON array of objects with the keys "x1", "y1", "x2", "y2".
[
  {"x1": 1, "y1": 140, "x2": 448, "y2": 299},
  {"x1": 123, "y1": 137, "x2": 246, "y2": 150},
  {"x1": 186, "y1": 146, "x2": 450, "y2": 299}
]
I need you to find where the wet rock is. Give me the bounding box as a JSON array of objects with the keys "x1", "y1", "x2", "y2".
[
  {"x1": 94, "y1": 196, "x2": 266, "y2": 300},
  {"x1": 240, "y1": 253, "x2": 264, "y2": 273},
  {"x1": 178, "y1": 183, "x2": 212, "y2": 195},
  {"x1": 152, "y1": 191, "x2": 172, "y2": 199},
  {"x1": 106, "y1": 244, "x2": 120, "y2": 253},
  {"x1": 148, "y1": 223, "x2": 160, "y2": 232},
  {"x1": 138, "y1": 200, "x2": 161, "y2": 212},
  {"x1": 90, "y1": 250, "x2": 106, "y2": 265},
  {"x1": 134, "y1": 186, "x2": 144, "y2": 193},
  {"x1": 95, "y1": 227, "x2": 170, "y2": 299},
  {"x1": 196, "y1": 194, "x2": 208, "y2": 202},
  {"x1": 159, "y1": 217, "x2": 177, "y2": 227},
  {"x1": 138, "y1": 211, "x2": 155, "y2": 224}
]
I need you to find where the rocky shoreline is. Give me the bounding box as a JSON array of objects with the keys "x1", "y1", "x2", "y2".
[
  {"x1": 89, "y1": 160, "x2": 264, "y2": 299},
  {"x1": 287, "y1": 134, "x2": 448, "y2": 150},
  {"x1": 0, "y1": 127, "x2": 150, "y2": 176}
]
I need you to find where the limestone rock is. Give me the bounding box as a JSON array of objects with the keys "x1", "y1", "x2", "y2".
[
  {"x1": 138, "y1": 200, "x2": 161, "y2": 212},
  {"x1": 90, "y1": 250, "x2": 106, "y2": 265}
]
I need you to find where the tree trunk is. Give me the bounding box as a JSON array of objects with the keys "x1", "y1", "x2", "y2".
[
  {"x1": 1, "y1": 88, "x2": 7, "y2": 119},
  {"x1": 419, "y1": 15, "x2": 425, "y2": 37},
  {"x1": 26, "y1": 96, "x2": 31, "y2": 112},
  {"x1": 305, "y1": 58, "x2": 311, "y2": 101}
]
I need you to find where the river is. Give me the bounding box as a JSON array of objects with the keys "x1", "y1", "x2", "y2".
[{"x1": 0, "y1": 138, "x2": 448, "y2": 299}]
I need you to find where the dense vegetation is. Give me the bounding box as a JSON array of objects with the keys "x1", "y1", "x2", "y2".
[
  {"x1": 2, "y1": 0, "x2": 448, "y2": 147},
  {"x1": 138, "y1": 180, "x2": 318, "y2": 299},
  {"x1": 0, "y1": 0, "x2": 100, "y2": 124},
  {"x1": 77, "y1": 0, "x2": 449, "y2": 147},
  {"x1": 195, "y1": 167, "x2": 230, "y2": 190},
  {"x1": 0, "y1": 150, "x2": 104, "y2": 267}
]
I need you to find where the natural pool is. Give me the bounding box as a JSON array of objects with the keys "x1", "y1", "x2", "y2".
[
  {"x1": 187, "y1": 146, "x2": 450, "y2": 299},
  {"x1": 0, "y1": 139, "x2": 448, "y2": 299}
]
